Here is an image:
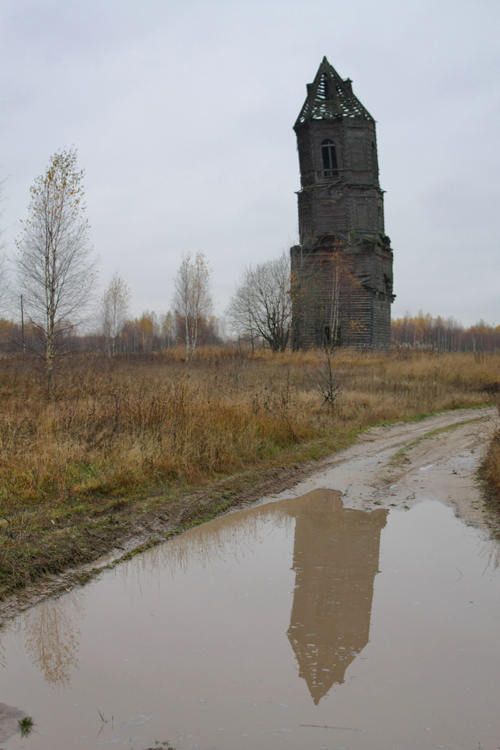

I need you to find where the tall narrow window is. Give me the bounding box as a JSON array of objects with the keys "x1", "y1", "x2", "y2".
[{"x1": 321, "y1": 139, "x2": 338, "y2": 178}]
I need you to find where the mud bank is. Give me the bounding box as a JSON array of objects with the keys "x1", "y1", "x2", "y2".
[
  {"x1": 254, "y1": 406, "x2": 499, "y2": 528},
  {"x1": 0, "y1": 406, "x2": 497, "y2": 622}
]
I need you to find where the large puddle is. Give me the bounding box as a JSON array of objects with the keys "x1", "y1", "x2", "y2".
[{"x1": 1, "y1": 490, "x2": 500, "y2": 749}]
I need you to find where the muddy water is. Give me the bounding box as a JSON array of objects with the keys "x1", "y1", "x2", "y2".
[{"x1": 1, "y1": 490, "x2": 500, "y2": 750}]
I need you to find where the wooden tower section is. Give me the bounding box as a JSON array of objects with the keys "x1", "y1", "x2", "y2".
[{"x1": 290, "y1": 58, "x2": 394, "y2": 349}]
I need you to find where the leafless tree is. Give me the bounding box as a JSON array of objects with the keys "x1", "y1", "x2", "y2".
[
  {"x1": 309, "y1": 350, "x2": 344, "y2": 410},
  {"x1": 172, "y1": 252, "x2": 213, "y2": 361},
  {"x1": 0, "y1": 254, "x2": 7, "y2": 316},
  {"x1": 101, "y1": 274, "x2": 131, "y2": 356},
  {"x1": 321, "y1": 249, "x2": 360, "y2": 351},
  {"x1": 159, "y1": 310, "x2": 175, "y2": 350},
  {"x1": 291, "y1": 242, "x2": 361, "y2": 351},
  {"x1": 15, "y1": 148, "x2": 97, "y2": 389},
  {"x1": 227, "y1": 252, "x2": 292, "y2": 352},
  {"x1": 0, "y1": 174, "x2": 9, "y2": 316}
]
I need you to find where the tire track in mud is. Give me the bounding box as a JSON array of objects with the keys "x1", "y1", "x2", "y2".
[
  {"x1": 1, "y1": 407, "x2": 497, "y2": 621},
  {"x1": 258, "y1": 406, "x2": 498, "y2": 531}
]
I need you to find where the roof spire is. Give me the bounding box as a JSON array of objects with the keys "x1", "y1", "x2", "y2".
[{"x1": 295, "y1": 58, "x2": 373, "y2": 127}]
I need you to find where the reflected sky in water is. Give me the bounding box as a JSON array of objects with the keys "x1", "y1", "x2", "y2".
[{"x1": 1, "y1": 492, "x2": 500, "y2": 749}]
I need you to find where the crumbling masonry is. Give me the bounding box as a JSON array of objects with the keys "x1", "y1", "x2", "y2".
[{"x1": 291, "y1": 58, "x2": 394, "y2": 348}]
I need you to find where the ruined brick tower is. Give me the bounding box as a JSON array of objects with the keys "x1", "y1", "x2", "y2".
[{"x1": 291, "y1": 58, "x2": 394, "y2": 348}]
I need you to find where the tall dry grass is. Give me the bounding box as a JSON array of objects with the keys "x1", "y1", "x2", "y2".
[
  {"x1": 0, "y1": 347, "x2": 498, "y2": 598},
  {"x1": 482, "y1": 406, "x2": 500, "y2": 517},
  {"x1": 0, "y1": 348, "x2": 498, "y2": 511}
]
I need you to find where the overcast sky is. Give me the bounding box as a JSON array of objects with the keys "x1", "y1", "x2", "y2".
[{"x1": 1, "y1": 0, "x2": 499, "y2": 327}]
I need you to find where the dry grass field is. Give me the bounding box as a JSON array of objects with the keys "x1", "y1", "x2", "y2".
[
  {"x1": 482, "y1": 411, "x2": 500, "y2": 512},
  {"x1": 0, "y1": 347, "x2": 499, "y2": 601}
]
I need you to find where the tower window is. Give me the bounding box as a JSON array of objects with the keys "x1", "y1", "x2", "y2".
[{"x1": 321, "y1": 139, "x2": 338, "y2": 178}]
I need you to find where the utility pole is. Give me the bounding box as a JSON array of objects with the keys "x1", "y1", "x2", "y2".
[{"x1": 20, "y1": 295, "x2": 25, "y2": 353}]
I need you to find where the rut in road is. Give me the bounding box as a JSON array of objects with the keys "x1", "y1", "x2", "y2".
[{"x1": 258, "y1": 406, "x2": 498, "y2": 531}]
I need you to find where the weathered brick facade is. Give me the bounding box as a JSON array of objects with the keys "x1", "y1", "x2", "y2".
[{"x1": 291, "y1": 58, "x2": 394, "y2": 349}]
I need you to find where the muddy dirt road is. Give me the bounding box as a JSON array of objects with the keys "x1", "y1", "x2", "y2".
[
  {"x1": 0, "y1": 406, "x2": 497, "y2": 625},
  {"x1": 255, "y1": 406, "x2": 498, "y2": 528},
  {"x1": 1, "y1": 406, "x2": 499, "y2": 750},
  {"x1": 0, "y1": 406, "x2": 498, "y2": 749}
]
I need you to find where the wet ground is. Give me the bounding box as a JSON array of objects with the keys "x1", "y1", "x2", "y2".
[{"x1": 1, "y1": 407, "x2": 499, "y2": 749}]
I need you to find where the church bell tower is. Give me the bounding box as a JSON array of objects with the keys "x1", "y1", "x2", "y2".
[{"x1": 291, "y1": 58, "x2": 394, "y2": 348}]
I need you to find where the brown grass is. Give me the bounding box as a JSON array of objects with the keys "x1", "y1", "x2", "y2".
[
  {"x1": 481, "y1": 406, "x2": 500, "y2": 521},
  {"x1": 0, "y1": 347, "x2": 499, "y2": 601}
]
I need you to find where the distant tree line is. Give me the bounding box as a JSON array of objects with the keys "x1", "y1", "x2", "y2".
[
  {"x1": 0, "y1": 147, "x2": 498, "y2": 386},
  {"x1": 3, "y1": 310, "x2": 497, "y2": 358},
  {"x1": 0, "y1": 149, "x2": 225, "y2": 379},
  {"x1": 391, "y1": 313, "x2": 500, "y2": 352}
]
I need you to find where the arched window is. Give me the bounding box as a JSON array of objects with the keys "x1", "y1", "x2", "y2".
[{"x1": 321, "y1": 139, "x2": 338, "y2": 178}]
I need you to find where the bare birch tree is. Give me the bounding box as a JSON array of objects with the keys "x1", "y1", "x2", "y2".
[
  {"x1": 321, "y1": 250, "x2": 359, "y2": 351},
  {"x1": 101, "y1": 274, "x2": 131, "y2": 356},
  {"x1": 172, "y1": 252, "x2": 213, "y2": 361},
  {"x1": 227, "y1": 252, "x2": 292, "y2": 352},
  {"x1": 291, "y1": 243, "x2": 361, "y2": 350},
  {"x1": 15, "y1": 148, "x2": 96, "y2": 389},
  {"x1": 0, "y1": 254, "x2": 7, "y2": 316},
  {"x1": 0, "y1": 175, "x2": 9, "y2": 315},
  {"x1": 159, "y1": 310, "x2": 175, "y2": 350}
]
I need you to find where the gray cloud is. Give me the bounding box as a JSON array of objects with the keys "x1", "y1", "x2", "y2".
[{"x1": 1, "y1": 0, "x2": 499, "y2": 326}]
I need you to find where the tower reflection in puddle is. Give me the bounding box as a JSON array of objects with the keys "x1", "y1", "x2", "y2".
[
  {"x1": 284, "y1": 489, "x2": 387, "y2": 703},
  {"x1": 7, "y1": 487, "x2": 387, "y2": 705}
]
